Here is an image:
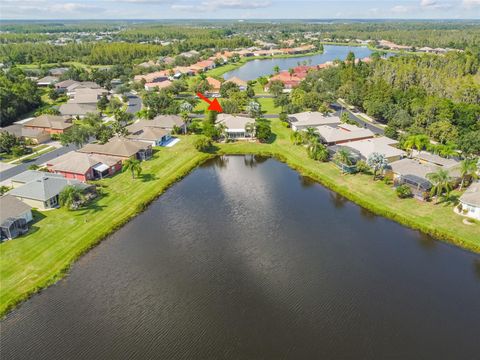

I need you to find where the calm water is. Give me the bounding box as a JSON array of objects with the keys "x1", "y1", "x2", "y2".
[
  {"x1": 1, "y1": 156, "x2": 480, "y2": 360},
  {"x1": 223, "y1": 45, "x2": 387, "y2": 80}
]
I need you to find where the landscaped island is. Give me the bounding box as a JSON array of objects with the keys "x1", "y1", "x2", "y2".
[{"x1": 1, "y1": 117, "x2": 479, "y2": 316}]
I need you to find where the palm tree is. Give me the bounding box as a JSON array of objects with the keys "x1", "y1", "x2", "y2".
[
  {"x1": 459, "y1": 158, "x2": 479, "y2": 190},
  {"x1": 216, "y1": 122, "x2": 228, "y2": 139},
  {"x1": 427, "y1": 169, "x2": 452, "y2": 203},
  {"x1": 123, "y1": 158, "x2": 142, "y2": 179},
  {"x1": 59, "y1": 186, "x2": 84, "y2": 210},
  {"x1": 303, "y1": 127, "x2": 319, "y2": 144},
  {"x1": 334, "y1": 148, "x2": 353, "y2": 172},
  {"x1": 403, "y1": 134, "x2": 430, "y2": 157},
  {"x1": 307, "y1": 139, "x2": 329, "y2": 161},
  {"x1": 273, "y1": 65, "x2": 280, "y2": 74},
  {"x1": 288, "y1": 68, "x2": 294, "y2": 78},
  {"x1": 290, "y1": 131, "x2": 303, "y2": 145},
  {"x1": 244, "y1": 122, "x2": 255, "y2": 138}
]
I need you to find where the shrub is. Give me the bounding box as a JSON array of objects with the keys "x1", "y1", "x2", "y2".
[
  {"x1": 396, "y1": 184, "x2": 413, "y2": 199},
  {"x1": 194, "y1": 136, "x2": 213, "y2": 152},
  {"x1": 355, "y1": 160, "x2": 371, "y2": 174}
]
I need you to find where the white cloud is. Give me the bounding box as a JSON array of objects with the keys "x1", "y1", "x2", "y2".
[
  {"x1": 462, "y1": 0, "x2": 480, "y2": 8},
  {"x1": 50, "y1": 3, "x2": 106, "y2": 12},
  {"x1": 171, "y1": 0, "x2": 271, "y2": 12},
  {"x1": 419, "y1": 0, "x2": 452, "y2": 10}
]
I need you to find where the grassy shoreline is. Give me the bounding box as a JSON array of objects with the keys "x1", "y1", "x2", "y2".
[{"x1": 1, "y1": 119, "x2": 478, "y2": 317}]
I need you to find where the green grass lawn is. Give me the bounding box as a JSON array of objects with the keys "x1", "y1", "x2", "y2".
[
  {"x1": 257, "y1": 97, "x2": 281, "y2": 114},
  {"x1": 0, "y1": 137, "x2": 211, "y2": 315},
  {"x1": 12, "y1": 146, "x2": 56, "y2": 164},
  {"x1": 1, "y1": 120, "x2": 479, "y2": 316}
]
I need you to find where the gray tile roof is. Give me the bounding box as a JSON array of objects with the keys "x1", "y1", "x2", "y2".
[
  {"x1": 460, "y1": 182, "x2": 480, "y2": 207},
  {"x1": 10, "y1": 170, "x2": 64, "y2": 185},
  {"x1": 8, "y1": 175, "x2": 90, "y2": 202},
  {"x1": 0, "y1": 195, "x2": 32, "y2": 224}
]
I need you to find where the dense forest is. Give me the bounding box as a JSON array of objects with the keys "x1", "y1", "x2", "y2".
[{"x1": 0, "y1": 69, "x2": 42, "y2": 126}]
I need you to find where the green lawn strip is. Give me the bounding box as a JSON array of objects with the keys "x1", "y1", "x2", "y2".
[
  {"x1": 257, "y1": 97, "x2": 281, "y2": 114},
  {"x1": 12, "y1": 146, "x2": 56, "y2": 164},
  {"x1": 0, "y1": 137, "x2": 211, "y2": 316}
]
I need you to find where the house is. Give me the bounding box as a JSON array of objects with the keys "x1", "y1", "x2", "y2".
[
  {"x1": 458, "y1": 182, "x2": 480, "y2": 220},
  {"x1": 144, "y1": 80, "x2": 173, "y2": 91},
  {"x1": 69, "y1": 88, "x2": 109, "y2": 104},
  {"x1": 206, "y1": 77, "x2": 222, "y2": 94},
  {"x1": 137, "y1": 60, "x2": 159, "y2": 68},
  {"x1": 79, "y1": 137, "x2": 152, "y2": 161},
  {"x1": 59, "y1": 103, "x2": 99, "y2": 118},
  {"x1": 46, "y1": 151, "x2": 123, "y2": 181},
  {"x1": 143, "y1": 115, "x2": 187, "y2": 132},
  {"x1": 338, "y1": 136, "x2": 405, "y2": 162},
  {"x1": 190, "y1": 60, "x2": 215, "y2": 72},
  {"x1": 23, "y1": 115, "x2": 73, "y2": 134},
  {"x1": 225, "y1": 76, "x2": 248, "y2": 90},
  {"x1": 288, "y1": 112, "x2": 341, "y2": 131},
  {"x1": 36, "y1": 76, "x2": 58, "y2": 86},
  {"x1": 65, "y1": 81, "x2": 101, "y2": 97},
  {"x1": 266, "y1": 72, "x2": 302, "y2": 91},
  {"x1": 49, "y1": 67, "x2": 69, "y2": 77},
  {"x1": 55, "y1": 79, "x2": 79, "y2": 93},
  {"x1": 389, "y1": 158, "x2": 441, "y2": 200},
  {"x1": 134, "y1": 70, "x2": 170, "y2": 83},
  {"x1": 216, "y1": 114, "x2": 255, "y2": 139},
  {"x1": 1, "y1": 124, "x2": 51, "y2": 144},
  {"x1": 315, "y1": 124, "x2": 375, "y2": 145},
  {"x1": 126, "y1": 123, "x2": 171, "y2": 146},
  {"x1": 0, "y1": 195, "x2": 33, "y2": 241},
  {"x1": 8, "y1": 171, "x2": 91, "y2": 210},
  {"x1": 413, "y1": 151, "x2": 459, "y2": 168},
  {"x1": 10, "y1": 170, "x2": 64, "y2": 188}
]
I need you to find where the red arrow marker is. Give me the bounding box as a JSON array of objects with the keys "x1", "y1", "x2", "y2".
[{"x1": 197, "y1": 92, "x2": 223, "y2": 112}]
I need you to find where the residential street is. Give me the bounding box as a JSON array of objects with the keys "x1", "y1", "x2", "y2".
[
  {"x1": 0, "y1": 144, "x2": 78, "y2": 182},
  {"x1": 125, "y1": 92, "x2": 142, "y2": 114}
]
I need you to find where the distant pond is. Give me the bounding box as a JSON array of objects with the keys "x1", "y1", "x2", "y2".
[
  {"x1": 1, "y1": 156, "x2": 479, "y2": 359},
  {"x1": 223, "y1": 45, "x2": 392, "y2": 81}
]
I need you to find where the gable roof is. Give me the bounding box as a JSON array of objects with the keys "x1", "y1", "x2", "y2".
[
  {"x1": 0, "y1": 195, "x2": 32, "y2": 224},
  {"x1": 23, "y1": 115, "x2": 72, "y2": 130},
  {"x1": 216, "y1": 114, "x2": 255, "y2": 131},
  {"x1": 225, "y1": 76, "x2": 247, "y2": 87},
  {"x1": 316, "y1": 124, "x2": 374, "y2": 144},
  {"x1": 10, "y1": 170, "x2": 64, "y2": 184},
  {"x1": 1, "y1": 124, "x2": 48, "y2": 139},
  {"x1": 59, "y1": 103, "x2": 98, "y2": 116},
  {"x1": 206, "y1": 77, "x2": 222, "y2": 91},
  {"x1": 146, "y1": 115, "x2": 185, "y2": 129},
  {"x1": 47, "y1": 151, "x2": 122, "y2": 174},
  {"x1": 413, "y1": 151, "x2": 459, "y2": 168},
  {"x1": 37, "y1": 76, "x2": 58, "y2": 84},
  {"x1": 126, "y1": 126, "x2": 169, "y2": 142},
  {"x1": 289, "y1": 112, "x2": 341, "y2": 127},
  {"x1": 339, "y1": 136, "x2": 405, "y2": 159},
  {"x1": 55, "y1": 79, "x2": 79, "y2": 88},
  {"x1": 79, "y1": 137, "x2": 150, "y2": 158},
  {"x1": 8, "y1": 175, "x2": 89, "y2": 201}
]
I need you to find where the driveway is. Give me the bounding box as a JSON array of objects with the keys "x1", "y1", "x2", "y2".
[{"x1": 125, "y1": 92, "x2": 142, "y2": 114}]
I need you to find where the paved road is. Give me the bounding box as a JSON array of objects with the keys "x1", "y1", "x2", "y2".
[
  {"x1": 126, "y1": 92, "x2": 142, "y2": 114},
  {"x1": 331, "y1": 103, "x2": 385, "y2": 135},
  {"x1": 0, "y1": 144, "x2": 79, "y2": 182}
]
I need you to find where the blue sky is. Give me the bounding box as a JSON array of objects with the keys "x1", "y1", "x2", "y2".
[{"x1": 1, "y1": 0, "x2": 479, "y2": 20}]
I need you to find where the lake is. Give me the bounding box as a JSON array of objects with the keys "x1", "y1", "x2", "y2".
[
  {"x1": 223, "y1": 45, "x2": 388, "y2": 81},
  {"x1": 1, "y1": 156, "x2": 479, "y2": 359}
]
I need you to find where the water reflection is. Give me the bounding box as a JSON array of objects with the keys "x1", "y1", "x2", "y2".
[{"x1": 1, "y1": 156, "x2": 479, "y2": 360}]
